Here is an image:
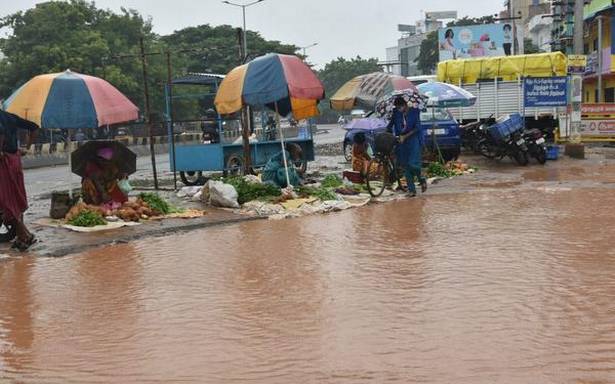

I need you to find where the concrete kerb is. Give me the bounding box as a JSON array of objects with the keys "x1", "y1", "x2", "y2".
[{"x1": 34, "y1": 215, "x2": 265, "y2": 258}]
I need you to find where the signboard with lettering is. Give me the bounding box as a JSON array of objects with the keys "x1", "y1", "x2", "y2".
[
  {"x1": 582, "y1": 103, "x2": 615, "y2": 115},
  {"x1": 568, "y1": 55, "x2": 587, "y2": 75},
  {"x1": 426, "y1": 11, "x2": 458, "y2": 20},
  {"x1": 581, "y1": 120, "x2": 615, "y2": 136},
  {"x1": 523, "y1": 77, "x2": 569, "y2": 108}
]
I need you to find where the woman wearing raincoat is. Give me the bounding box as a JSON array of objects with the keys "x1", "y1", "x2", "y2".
[{"x1": 388, "y1": 97, "x2": 427, "y2": 197}]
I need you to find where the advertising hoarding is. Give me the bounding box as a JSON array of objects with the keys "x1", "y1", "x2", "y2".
[{"x1": 438, "y1": 24, "x2": 511, "y2": 61}]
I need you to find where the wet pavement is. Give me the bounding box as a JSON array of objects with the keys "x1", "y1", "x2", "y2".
[{"x1": 2, "y1": 151, "x2": 615, "y2": 383}]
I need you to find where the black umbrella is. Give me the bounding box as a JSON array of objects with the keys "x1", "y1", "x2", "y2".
[
  {"x1": 71, "y1": 140, "x2": 137, "y2": 178},
  {"x1": 0, "y1": 109, "x2": 40, "y2": 132}
]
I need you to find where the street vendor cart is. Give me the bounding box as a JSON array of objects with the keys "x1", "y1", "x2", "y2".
[{"x1": 165, "y1": 73, "x2": 315, "y2": 186}]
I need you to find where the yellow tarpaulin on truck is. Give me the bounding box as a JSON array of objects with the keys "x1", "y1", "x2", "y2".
[{"x1": 437, "y1": 52, "x2": 568, "y2": 84}]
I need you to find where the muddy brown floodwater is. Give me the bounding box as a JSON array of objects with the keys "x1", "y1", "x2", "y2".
[{"x1": 2, "y1": 183, "x2": 615, "y2": 383}]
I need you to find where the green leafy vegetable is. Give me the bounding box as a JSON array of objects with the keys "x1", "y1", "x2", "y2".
[
  {"x1": 223, "y1": 176, "x2": 282, "y2": 204},
  {"x1": 139, "y1": 193, "x2": 174, "y2": 215},
  {"x1": 321, "y1": 174, "x2": 343, "y2": 188},
  {"x1": 425, "y1": 162, "x2": 456, "y2": 178},
  {"x1": 296, "y1": 186, "x2": 338, "y2": 201},
  {"x1": 68, "y1": 210, "x2": 106, "y2": 227}
]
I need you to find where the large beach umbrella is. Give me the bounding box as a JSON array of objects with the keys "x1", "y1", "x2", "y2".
[
  {"x1": 416, "y1": 82, "x2": 477, "y2": 108},
  {"x1": 3, "y1": 69, "x2": 139, "y2": 128},
  {"x1": 3, "y1": 70, "x2": 139, "y2": 197},
  {"x1": 330, "y1": 72, "x2": 417, "y2": 111},
  {"x1": 215, "y1": 53, "x2": 325, "y2": 187}
]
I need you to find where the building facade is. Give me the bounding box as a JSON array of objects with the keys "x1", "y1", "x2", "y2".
[{"x1": 583, "y1": 1, "x2": 615, "y2": 103}]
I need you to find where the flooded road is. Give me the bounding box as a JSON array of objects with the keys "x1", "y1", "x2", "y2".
[{"x1": 2, "y1": 183, "x2": 615, "y2": 383}]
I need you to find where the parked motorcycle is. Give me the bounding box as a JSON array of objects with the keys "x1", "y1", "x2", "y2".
[
  {"x1": 460, "y1": 114, "x2": 494, "y2": 154},
  {"x1": 476, "y1": 115, "x2": 529, "y2": 166},
  {"x1": 523, "y1": 128, "x2": 547, "y2": 164}
]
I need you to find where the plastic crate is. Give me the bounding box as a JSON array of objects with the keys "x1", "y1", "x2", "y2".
[
  {"x1": 489, "y1": 113, "x2": 524, "y2": 142},
  {"x1": 546, "y1": 145, "x2": 559, "y2": 160}
]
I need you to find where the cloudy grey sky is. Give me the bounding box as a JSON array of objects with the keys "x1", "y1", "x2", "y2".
[{"x1": 1, "y1": 0, "x2": 503, "y2": 67}]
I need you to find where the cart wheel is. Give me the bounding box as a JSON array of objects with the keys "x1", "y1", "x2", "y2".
[
  {"x1": 180, "y1": 171, "x2": 205, "y2": 186},
  {"x1": 226, "y1": 155, "x2": 244, "y2": 176},
  {"x1": 286, "y1": 143, "x2": 307, "y2": 175}
]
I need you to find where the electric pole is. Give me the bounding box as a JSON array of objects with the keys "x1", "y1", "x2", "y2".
[{"x1": 140, "y1": 37, "x2": 159, "y2": 190}]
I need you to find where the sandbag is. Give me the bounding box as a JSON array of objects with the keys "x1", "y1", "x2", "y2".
[{"x1": 207, "y1": 181, "x2": 240, "y2": 208}]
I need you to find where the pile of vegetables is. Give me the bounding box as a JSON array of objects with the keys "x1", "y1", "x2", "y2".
[
  {"x1": 425, "y1": 161, "x2": 473, "y2": 178},
  {"x1": 320, "y1": 174, "x2": 343, "y2": 189},
  {"x1": 63, "y1": 194, "x2": 179, "y2": 226},
  {"x1": 67, "y1": 208, "x2": 106, "y2": 227},
  {"x1": 296, "y1": 185, "x2": 337, "y2": 201},
  {"x1": 139, "y1": 193, "x2": 175, "y2": 215},
  {"x1": 222, "y1": 176, "x2": 282, "y2": 204}
]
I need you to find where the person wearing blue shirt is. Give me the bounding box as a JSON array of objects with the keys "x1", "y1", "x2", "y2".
[{"x1": 388, "y1": 97, "x2": 427, "y2": 197}]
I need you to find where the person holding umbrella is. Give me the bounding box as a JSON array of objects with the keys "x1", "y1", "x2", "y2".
[
  {"x1": 0, "y1": 110, "x2": 38, "y2": 251},
  {"x1": 388, "y1": 97, "x2": 427, "y2": 197}
]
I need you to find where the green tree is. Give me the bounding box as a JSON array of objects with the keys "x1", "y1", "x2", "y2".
[
  {"x1": 416, "y1": 15, "x2": 498, "y2": 75},
  {"x1": 524, "y1": 38, "x2": 541, "y2": 54},
  {"x1": 0, "y1": 1, "x2": 301, "y2": 120},
  {"x1": 316, "y1": 56, "x2": 382, "y2": 122},
  {"x1": 0, "y1": 0, "x2": 157, "y2": 107}
]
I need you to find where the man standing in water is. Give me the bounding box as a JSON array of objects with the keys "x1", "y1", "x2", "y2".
[{"x1": 0, "y1": 110, "x2": 38, "y2": 251}]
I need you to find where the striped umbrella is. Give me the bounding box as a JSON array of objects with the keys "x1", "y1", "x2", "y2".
[
  {"x1": 215, "y1": 53, "x2": 324, "y2": 188},
  {"x1": 3, "y1": 70, "x2": 139, "y2": 198},
  {"x1": 3, "y1": 69, "x2": 139, "y2": 129},
  {"x1": 214, "y1": 53, "x2": 325, "y2": 120},
  {"x1": 330, "y1": 72, "x2": 417, "y2": 111}
]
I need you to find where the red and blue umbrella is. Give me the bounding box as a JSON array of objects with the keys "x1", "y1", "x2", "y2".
[
  {"x1": 214, "y1": 53, "x2": 325, "y2": 120},
  {"x1": 3, "y1": 70, "x2": 139, "y2": 129}
]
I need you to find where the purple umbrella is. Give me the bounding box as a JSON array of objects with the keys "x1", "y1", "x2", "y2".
[{"x1": 344, "y1": 117, "x2": 389, "y2": 131}]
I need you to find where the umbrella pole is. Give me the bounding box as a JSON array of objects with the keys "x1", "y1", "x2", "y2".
[
  {"x1": 67, "y1": 136, "x2": 73, "y2": 199},
  {"x1": 274, "y1": 102, "x2": 292, "y2": 190}
]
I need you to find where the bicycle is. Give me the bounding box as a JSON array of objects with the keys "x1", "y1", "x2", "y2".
[{"x1": 365, "y1": 132, "x2": 402, "y2": 198}]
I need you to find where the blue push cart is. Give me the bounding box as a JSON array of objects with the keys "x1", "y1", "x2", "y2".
[{"x1": 164, "y1": 73, "x2": 315, "y2": 186}]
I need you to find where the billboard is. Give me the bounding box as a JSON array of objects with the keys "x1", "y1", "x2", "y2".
[{"x1": 438, "y1": 24, "x2": 512, "y2": 61}]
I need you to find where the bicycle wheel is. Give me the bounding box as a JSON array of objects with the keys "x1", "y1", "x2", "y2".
[{"x1": 365, "y1": 158, "x2": 387, "y2": 197}]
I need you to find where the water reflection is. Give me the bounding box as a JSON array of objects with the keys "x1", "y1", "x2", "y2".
[{"x1": 1, "y1": 188, "x2": 615, "y2": 383}]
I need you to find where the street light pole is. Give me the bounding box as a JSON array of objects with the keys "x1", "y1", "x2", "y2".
[
  {"x1": 300, "y1": 42, "x2": 318, "y2": 58},
  {"x1": 222, "y1": 0, "x2": 265, "y2": 60}
]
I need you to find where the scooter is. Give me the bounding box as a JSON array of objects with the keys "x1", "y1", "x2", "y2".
[{"x1": 523, "y1": 128, "x2": 547, "y2": 164}]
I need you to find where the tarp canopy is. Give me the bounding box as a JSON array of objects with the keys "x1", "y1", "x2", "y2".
[
  {"x1": 437, "y1": 52, "x2": 568, "y2": 84},
  {"x1": 172, "y1": 73, "x2": 225, "y2": 86}
]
